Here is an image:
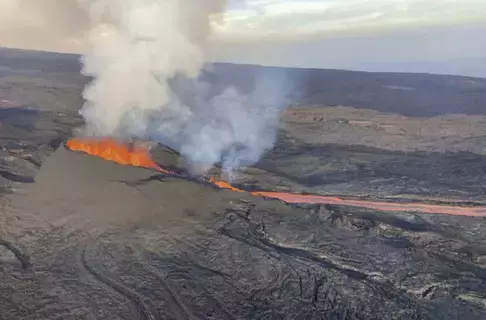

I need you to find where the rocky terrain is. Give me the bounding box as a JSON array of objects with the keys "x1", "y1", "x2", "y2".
[
  {"x1": 234, "y1": 107, "x2": 486, "y2": 203},
  {"x1": 1, "y1": 48, "x2": 486, "y2": 319}
]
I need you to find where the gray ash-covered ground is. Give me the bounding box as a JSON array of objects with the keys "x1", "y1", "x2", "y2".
[{"x1": 1, "y1": 48, "x2": 486, "y2": 319}]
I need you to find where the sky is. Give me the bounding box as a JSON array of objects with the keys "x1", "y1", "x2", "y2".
[
  {"x1": 220, "y1": 0, "x2": 486, "y2": 40},
  {"x1": 211, "y1": 0, "x2": 486, "y2": 77},
  {"x1": 1, "y1": 0, "x2": 485, "y2": 77}
]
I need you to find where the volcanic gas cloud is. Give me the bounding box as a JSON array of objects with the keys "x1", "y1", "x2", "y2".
[{"x1": 75, "y1": 0, "x2": 288, "y2": 179}]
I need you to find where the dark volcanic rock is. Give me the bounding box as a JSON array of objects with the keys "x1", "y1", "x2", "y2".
[
  {"x1": 201, "y1": 63, "x2": 486, "y2": 117},
  {"x1": 249, "y1": 135, "x2": 486, "y2": 202},
  {"x1": 0, "y1": 146, "x2": 484, "y2": 319},
  {"x1": 2, "y1": 47, "x2": 486, "y2": 319}
]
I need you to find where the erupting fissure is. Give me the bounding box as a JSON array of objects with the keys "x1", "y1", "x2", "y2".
[
  {"x1": 66, "y1": 138, "x2": 172, "y2": 174},
  {"x1": 65, "y1": 138, "x2": 486, "y2": 217}
]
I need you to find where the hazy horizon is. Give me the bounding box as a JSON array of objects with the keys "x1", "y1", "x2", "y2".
[{"x1": 1, "y1": 0, "x2": 485, "y2": 78}]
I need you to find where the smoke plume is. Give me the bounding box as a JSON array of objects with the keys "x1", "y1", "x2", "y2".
[
  {"x1": 150, "y1": 68, "x2": 289, "y2": 178},
  {"x1": 75, "y1": 0, "x2": 290, "y2": 177},
  {"x1": 1, "y1": 0, "x2": 291, "y2": 177}
]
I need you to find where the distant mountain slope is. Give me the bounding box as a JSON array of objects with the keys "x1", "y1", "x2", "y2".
[
  {"x1": 0, "y1": 47, "x2": 81, "y2": 73},
  {"x1": 203, "y1": 63, "x2": 486, "y2": 117},
  {"x1": 2, "y1": 47, "x2": 485, "y2": 117}
]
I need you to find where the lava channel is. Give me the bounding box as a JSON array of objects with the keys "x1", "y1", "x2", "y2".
[{"x1": 65, "y1": 138, "x2": 486, "y2": 217}]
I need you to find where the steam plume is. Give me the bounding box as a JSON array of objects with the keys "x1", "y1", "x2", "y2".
[
  {"x1": 0, "y1": 1, "x2": 290, "y2": 177},
  {"x1": 77, "y1": 0, "x2": 225, "y2": 134},
  {"x1": 149, "y1": 68, "x2": 290, "y2": 178},
  {"x1": 76, "y1": 0, "x2": 291, "y2": 177}
]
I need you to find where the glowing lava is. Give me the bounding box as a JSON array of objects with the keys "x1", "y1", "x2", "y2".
[
  {"x1": 209, "y1": 176, "x2": 244, "y2": 192},
  {"x1": 65, "y1": 138, "x2": 486, "y2": 217},
  {"x1": 66, "y1": 138, "x2": 172, "y2": 174},
  {"x1": 251, "y1": 192, "x2": 486, "y2": 217}
]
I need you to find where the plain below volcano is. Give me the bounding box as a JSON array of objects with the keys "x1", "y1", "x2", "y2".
[{"x1": 0, "y1": 144, "x2": 485, "y2": 319}]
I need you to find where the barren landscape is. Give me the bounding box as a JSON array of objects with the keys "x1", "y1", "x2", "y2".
[{"x1": 1, "y1": 48, "x2": 486, "y2": 319}]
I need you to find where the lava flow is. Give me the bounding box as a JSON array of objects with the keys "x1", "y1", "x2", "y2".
[
  {"x1": 65, "y1": 138, "x2": 486, "y2": 217},
  {"x1": 65, "y1": 137, "x2": 172, "y2": 174}
]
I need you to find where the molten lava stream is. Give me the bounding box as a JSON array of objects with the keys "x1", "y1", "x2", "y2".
[
  {"x1": 211, "y1": 183, "x2": 486, "y2": 217},
  {"x1": 208, "y1": 177, "x2": 244, "y2": 192},
  {"x1": 250, "y1": 192, "x2": 486, "y2": 217},
  {"x1": 65, "y1": 138, "x2": 486, "y2": 217},
  {"x1": 65, "y1": 137, "x2": 173, "y2": 174}
]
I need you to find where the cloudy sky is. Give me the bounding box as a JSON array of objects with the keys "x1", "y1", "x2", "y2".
[
  {"x1": 1, "y1": 0, "x2": 485, "y2": 77},
  {"x1": 220, "y1": 0, "x2": 485, "y2": 39},
  {"x1": 211, "y1": 0, "x2": 486, "y2": 77}
]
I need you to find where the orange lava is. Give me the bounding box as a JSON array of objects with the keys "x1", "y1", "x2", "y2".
[
  {"x1": 251, "y1": 192, "x2": 486, "y2": 217},
  {"x1": 211, "y1": 180, "x2": 486, "y2": 217},
  {"x1": 208, "y1": 176, "x2": 244, "y2": 192},
  {"x1": 66, "y1": 137, "x2": 172, "y2": 174},
  {"x1": 65, "y1": 138, "x2": 486, "y2": 217}
]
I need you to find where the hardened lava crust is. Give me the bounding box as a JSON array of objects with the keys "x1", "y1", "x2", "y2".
[
  {"x1": 0, "y1": 141, "x2": 485, "y2": 320},
  {"x1": 1, "y1": 48, "x2": 486, "y2": 319}
]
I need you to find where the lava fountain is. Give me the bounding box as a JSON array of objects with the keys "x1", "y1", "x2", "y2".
[{"x1": 65, "y1": 138, "x2": 486, "y2": 217}]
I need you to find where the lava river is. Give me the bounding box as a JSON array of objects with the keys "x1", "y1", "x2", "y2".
[{"x1": 66, "y1": 138, "x2": 486, "y2": 217}]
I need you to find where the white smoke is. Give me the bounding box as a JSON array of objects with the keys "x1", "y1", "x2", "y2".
[
  {"x1": 74, "y1": 0, "x2": 291, "y2": 177},
  {"x1": 149, "y1": 69, "x2": 289, "y2": 178},
  {"x1": 77, "y1": 0, "x2": 224, "y2": 136},
  {"x1": 0, "y1": 1, "x2": 290, "y2": 177}
]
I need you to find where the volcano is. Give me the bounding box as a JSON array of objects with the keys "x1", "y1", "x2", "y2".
[{"x1": 65, "y1": 137, "x2": 486, "y2": 217}]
